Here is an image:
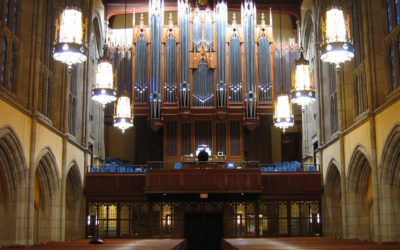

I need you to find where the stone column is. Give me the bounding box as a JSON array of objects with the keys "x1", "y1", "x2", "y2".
[
  {"x1": 335, "y1": 65, "x2": 348, "y2": 239},
  {"x1": 363, "y1": 0, "x2": 381, "y2": 242},
  {"x1": 26, "y1": 0, "x2": 42, "y2": 245}
]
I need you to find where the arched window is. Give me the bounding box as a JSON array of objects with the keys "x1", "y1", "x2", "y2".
[
  {"x1": 397, "y1": 32, "x2": 400, "y2": 66},
  {"x1": 0, "y1": 0, "x2": 18, "y2": 92},
  {"x1": 386, "y1": 0, "x2": 400, "y2": 32},
  {"x1": 39, "y1": 0, "x2": 55, "y2": 116},
  {"x1": 352, "y1": 0, "x2": 367, "y2": 116},
  {"x1": 0, "y1": 37, "x2": 6, "y2": 85},
  {"x1": 353, "y1": 0, "x2": 364, "y2": 66},
  {"x1": 387, "y1": 0, "x2": 394, "y2": 31},
  {"x1": 2, "y1": 0, "x2": 18, "y2": 34},
  {"x1": 389, "y1": 42, "x2": 397, "y2": 90},
  {"x1": 68, "y1": 66, "x2": 77, "y2": 136},
  {"x1": 329, "y1": 65, "x2": 338, "y2": 133},
  {"x1": 385, "y1": 1, "x2": 400, "y2": 92}
]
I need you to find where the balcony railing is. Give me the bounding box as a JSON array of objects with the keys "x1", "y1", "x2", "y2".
[{"x1": 88, "y1": 159, "x2": 320, "y2": 173}]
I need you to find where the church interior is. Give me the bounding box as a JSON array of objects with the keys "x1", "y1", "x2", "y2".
[{"x1": 1, "y1": 0, "x2": 400, "y2": 249}]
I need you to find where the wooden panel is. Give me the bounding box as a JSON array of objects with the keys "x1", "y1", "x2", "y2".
[
  {"x1": 181, "y1": 123, "x2": 191, "y2": 156},
  {"x1": 85, "y1": 174, "x2": 146, "y2": 197},
  {"x1": 261, "y1": 172, "x2": 322, "y2": 195},
  {"x1": 135, "y1": 116, "x2": 163, "y2": 164},
  {"x1": 281, "y1": 132, "x2": 301, "y2": 162},
  {"x1": 144, "y1": 168, "x2": 263, "y2": 193},
  {"x1": 216, "y1": 122, "x2": 226, "y2": 155},
  {"x1": 85, "y1": 172, "x2": 322, "y2": 200},
  {"x1": 166, "y1": 121, "x2": 178, "y2": 156},
  {"x1": 164, "y1": 118, "x2": 246, "y2": 162},
  {"x1": 195, "y1": 120, "x2": 212, "y2": 150},
  {"x1": 229, "y1": 120, "x2": 241, "y2": 156}
]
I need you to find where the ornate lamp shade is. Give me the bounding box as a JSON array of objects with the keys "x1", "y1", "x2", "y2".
[
  {"x1": 113, "y1": 95, "x2": 133, "y2": 133},
  {"x1": 53, "y1": 7, "x2": 87, "y2": 69},
  {"x1": 320, "y1": 7, "x2": 354, "y2": 65},
  {"x1": 290, "y1": 48, "x2": 316, "y2": 109},
  {"x1": 91, "y1": 47, "x2": 117, "y2": 107},
  {"x1": 273, "y1": 93, "x2": 294, "y2": 133}
]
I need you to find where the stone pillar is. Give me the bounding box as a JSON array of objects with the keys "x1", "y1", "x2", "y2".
[
  {"x1": 59, "y1": 65, "x2": 72, "y2": 241},
  {"x1": 335, "y1": 66, "x2": 348, "y2": 239},
  {"x1": 363, "y1": 0, "x2": 381, "y2": 242},
  {"x1": 26, "y1": 0, "x2": 41, "y2": 244}
]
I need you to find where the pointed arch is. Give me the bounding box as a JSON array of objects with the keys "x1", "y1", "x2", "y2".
[
  {"x1": 378, "y1": 123, "x2": 400, "y2": 241},
  {"x1": 65, "y1": 161, "x2": 83, "y2": 240},
  {"x1": 35, "y1": 147, "x2": 60, "y2": 200},
  {"x1": 0, "y1": 126, "x2": 27, "y2": 193},
  {"x1": 34, "y1": 147, "x2": 61, "y2": 242},
  {"x1": 380, "y1": 123, "x2": 400, "y2": 186},
  {"x1": 325, "y1": 159, "x2": 341, "y2": 198},
  {"x1": 65, "y1": 160, "x2": 83, "y2": 199},
  {"x1": 323, "y1": 159, "x2": 343, "y2": 238},
  {"x1": 347, "y1": 145, "x2": 372, "y2": 193},
  {"x1": 301, "y1": 10, "x2": 314, "y2": 54},
  {"x1": 346, "y1": 145, "x2": 373, "y2": 240},
  {"x1": 0, "y1": 125, "x2": 28, "y2": 246},
  {"x1": 91, "y1": 11, "x2": 103, "y2": 57}
]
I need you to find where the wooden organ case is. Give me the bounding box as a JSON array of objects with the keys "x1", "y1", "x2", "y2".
[{"x1": 120, "y1": 1, "x2": 275, "y2": 162}]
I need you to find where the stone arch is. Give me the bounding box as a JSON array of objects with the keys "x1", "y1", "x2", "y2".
[
  {"x1": 378, "y1": 123, "x2": 400, "y2": 241},
  {"x1": 380, "y1": 123, "x2": 400, "y2": 185},
  {"x1": 91, "y1": 11, "x2": 104, "y2": 57},
  {"x1": 34, "y1": 147, "x2": 61, "y2": 243},
  {"x1": 347, "y1": 145, "x2": 372, "y2": 193},
  {"x1": 346, "y1": 145, "x2": 373, "y2": 240},
  {"x1": 0, "y1": 126, "x2": 28, "y2": 246},
  {"x1": 65, "y1": 161, "x2": 84, "y2": 240},
  {"x1": 323, "y1": 159, "x2": 343, "y2": 238},
  {"x1": 301, "y1": 10, "x2": 314, "y2": 54},
  {"x1": 34, "y1": 148, "x2": 60, "y2": 200},
  {"x1": 314, "y1": 4, "x2": 323, "y2": 43}
]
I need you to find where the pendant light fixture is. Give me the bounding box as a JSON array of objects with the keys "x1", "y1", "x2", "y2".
[
  {"x1": 320, "y1": 1, "x2": 354, "y2": 66},
  {"x1": 91, "y1": 10, "x2": 117, "y2": 107},
  {"x1": 114, "y1": 92, "x2": 133, "y2": 134},
  {"x1": 91, "y1": 45, "x2": 117, "y2": 107},
  {"x1": 114, "y1": 0, "x2": 133, "y2": 133},
  {"x1": 53, "y1": 5, "x2": 87, "y2": 69},
  {"x1": 273, "y1": 9, "x2": 294, "y2": 133},
  {"x1": 290, "y1": 17, "x2": 315, "y2": 109}
]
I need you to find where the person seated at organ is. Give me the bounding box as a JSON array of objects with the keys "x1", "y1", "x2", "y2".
[{"x1": 197, "y1": 149, "x2": 209, "y2": 162}]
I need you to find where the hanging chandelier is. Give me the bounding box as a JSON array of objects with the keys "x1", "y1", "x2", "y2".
[
  {"x1": 320, "y1": 6, "x2": 354, "y2": 65},
  {"x1": 91, "y1": 46, "x2": 117, "y2": 106},
  {"x1": 274, "y1": 10, "x2": 294, "y2": 133},
  {"x1": 113, "y1": 94, "x2": 133, "y2": 133},
  {"x1": 290, "y1": 47, "x2": 315, "y2": 109},
  {"x1": 114, "y1": 0, "x2": 133, "y2": 134},
  {"x1": 274, "y1": 92, "x2": 294, "y2": 133},
  {"x1": 53, "y1": 6, "x2": 87, "y2": 69}
]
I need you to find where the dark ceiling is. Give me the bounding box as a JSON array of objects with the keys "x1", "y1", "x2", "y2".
[
  {"x1": 105, "y1": 0, "x2": 301, "y2": 30},
  {"x1": 104, "y1": 0, "x2": 301, "y2": 15}
]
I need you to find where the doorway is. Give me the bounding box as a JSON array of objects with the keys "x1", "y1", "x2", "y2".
[{"x1": 185, "y1": 213, "x2": 223, "y2": 250}]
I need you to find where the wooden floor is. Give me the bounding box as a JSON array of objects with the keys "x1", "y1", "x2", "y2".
[
  {"x1": 3, "y1": 238, "x2": 400, "y2": 250},
  {"x1": 224, "y1": 237, "x2": 400, "y2": 250},
  {"x1": 2, "y1": 239, "x2": 185, "y2": 250}
]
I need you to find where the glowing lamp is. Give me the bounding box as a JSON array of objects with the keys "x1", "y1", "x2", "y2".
[
  {"x1": 320, "y1": 7, "x2": 354, "y2": 65},
  {"x1": 53, "y1": 7, "x2": 87, "y2": 69},
  {"x1": 113, "y1": 95, "x2": 133, "y2": 133},
  {"x1": 273, "y1": 93, "x2": 294, "y2": 133}
]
